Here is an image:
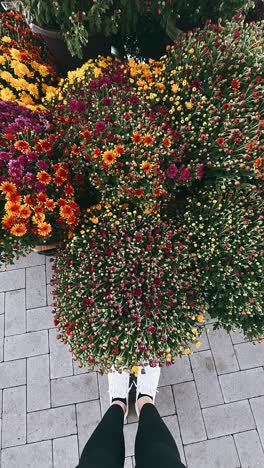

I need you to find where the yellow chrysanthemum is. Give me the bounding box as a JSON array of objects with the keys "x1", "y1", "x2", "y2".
[
  {"x1": 0, "y1": 88, "x2": 15, "y2": 101},
  {"x1": 1, "y1": 36, "x2": 12, "y2": 43},
  {"x1": 10, "y1": 223, "x2": 27, "y2": 237}
]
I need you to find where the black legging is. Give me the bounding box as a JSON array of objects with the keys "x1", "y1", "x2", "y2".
[{"x1": 77, "y1": 403, "x2": 186, "y2": 468}]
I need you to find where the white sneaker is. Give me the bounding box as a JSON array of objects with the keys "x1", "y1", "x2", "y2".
[
  {"x1": 135, "y1": 365, "x2": 160, "y2": 417},
  {"x1": 108, "y1": 367, "x2": 132, "y2": 422}
]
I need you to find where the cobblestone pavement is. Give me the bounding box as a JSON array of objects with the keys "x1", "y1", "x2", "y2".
[{"x1": 0, "y1": 252, "x2": 264, "y2": 468}]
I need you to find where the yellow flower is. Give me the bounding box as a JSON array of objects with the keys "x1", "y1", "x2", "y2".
[
  {"x1": 1, "y1": 36, "x2": 11, "y2": 43},
  {"x1": 182, "y1": 80, "x2": 187, "y2": 86},
  {"x1": 197, "y1": 315, "x2": 205, "y2": 323},
  {"x1": 192, "y1": 328, "x2": 198, "y2": 335},
  {"x1": 94, "y1": 67, "x2": 102, "y2": 78},
  {"x1": 10, "y1": 48, "x2": 21, "y2": 61},
  {"x1": 89, "y1": 216, "x2": 99, "y2": 225},
  {"x1": 11, "y1": 61, "x2": 31, "y2": 78},
  {"x1": 183, "y1": 348, "x2": 192, "y2": 355},
  {"x1": 0, "y1": 56, "x2": 6, "y2": 65},
  {"x1": 0, "y1": 88, "x2": 15, "y2": 101},
  {"x1": 131, "y1": 365, "x2": 140, "y2": 376},
  {"x1": 0, "y1": 71, "x2": 13, "y2": 83},
  {"x1": 171, "y1": 83, "x2": 179, "y2": 93},
  {"x1": 189, "y1": 48, "x2": 195, "y2": 54},
  {"x1": 185, "y1": 101, "x2": 193, "y2": 110},
  {"x1": 195, "y1": 341, "x2": 202, "y2": 349}
]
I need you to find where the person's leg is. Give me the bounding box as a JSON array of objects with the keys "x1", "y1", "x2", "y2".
[
  {"x1": 77, "y1": 403, "x2": 125, "y2": 468},
  {"x1": 135, "y1": 401, "x2": 186, "y2": 468},
  {"x1": 134, "y1": 366, "x2": 186, "y2": 468}
]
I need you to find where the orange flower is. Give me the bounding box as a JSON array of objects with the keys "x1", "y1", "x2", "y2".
[
  {"x1": 60, "y1": 205, "x2": 73, "y2": 218},
  {"x1": 37, "y1": 192, "x2": 48, "y2": 203},
  {"x1": 6, "y1": 192, "x2": 21, "y2": 203},
  {"x1": 115, "y1": 145, "x2": 125, "y2": 155},
  {"x1": 0, "y1": 181, "x2": 17, "y2": 195},
  {"x1": 144, "y1": 134, "x2": 154, "y2": 146},
  {"x1": 71, "y1": 144, "x2": 79, "y2": 155},
  {"x1": 68, "y1": 215, "x2": 78, "y2": 226},
  {"x1": 56, "y1": 167, "x2": 68, "y2": 179},
  {"x1": 14, "y1": 140, "x2": 30, "y2": 153},
  {"x1": 38, "y1": 222, "x2": 52, "y2": 237},
  {"x1": 19, "y1": 205, "x2": 31, "y2": 219},
  {"x1": 103, "y1": 150, "x2": 117, "y2": 165},
  {"x1": 254, "y1": 158, "x2": 263, "y2": 168},
  {"x1": 2, "y1": 214, "x2": 16, "y2": 230},
  {"x1": 65, "y1": 184, "x2": 74, "y2": 196},
  {"x1": 37, "y1": 171, "x2": 51, "y2": 185},
  {"x1": 45, "y1": 199, "x2": 56, "y2": 211},
  {"x1": 93, "y1": 148, "x2": 101, "y2": 158},
  {"x1": 163, "y1": 138, "x2": 171, "y2": 147},
  {"x1": 141, "y1": 161, "x2": 153, "y2": 174},
  {"x1": 32, "y1": 213, "x2": 45, "y2": 224},
  {"x1": 132, "y1": 132, "x2": 142, "y2": 144},
  {"x1": 245, "y1": 142, "x2": 254, "y2": 151},
  {"x1": 196, "y1": 315, "x2": 205, "y2": 323},
  {"x1": 24, "y1": 195, "x2": 35, "y2": 206},
  {"x1": 134, "y1": 188, "x2": 144, "y2": 198},
  {"x1": 10, "y1": 223, "x2": 27, "y2": 237},
  {"x1": 5, "y1": 201, "x2": 21, "y2": 216},
  {"x1": 35, "y1": 205, "x2": 44, "y2": 214}
]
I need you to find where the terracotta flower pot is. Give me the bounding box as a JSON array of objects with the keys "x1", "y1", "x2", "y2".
[
  {"x1": 33, "y1": 243, "x2": 58, "y2": 256},
  {"x1": 30, "y1": 23, "x2": 111, "y2": 75}
]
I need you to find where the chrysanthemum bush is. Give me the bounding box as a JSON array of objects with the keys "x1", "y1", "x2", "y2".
[
  {"x1": 0, "y1": 101, "x2": 80, "y2": 265},
  {"x1": 0, "y1": 11, "x2": 58, "y2": 110},
  {"x1": 129, "y1": 13, "x2": 263, "y2": 185},
  {"x1": 53, "y1": 206, "x2": 207, "y2": 373}
]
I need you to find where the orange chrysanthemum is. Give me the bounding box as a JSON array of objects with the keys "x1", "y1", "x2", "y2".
[
  {"x1": 2, "y1": 214, "x2": 17, "y2": 230},
  {"x1": 45, "y1": 199, "x2": 56, "y2": 211},
  {"x1": 134, "y1": 188, "x2": 144, "y2": 198},
  {"x1": 141, "y1": 161, "x2": 153, "y2": 174},
  {"x1": 14, "y1": 140, "x2": 30, "y2": 153},
  {"x1": 6, "y1": 192, "x2": 21, "y2": 203},
  {"x1": 38, "y1": 222, "x2": 52, "y2": 237},
  {"x1": 103, "y1": 150, "x2": 117, "y2": 165},
  {"x1": 32, "y1": 213, "x2": 45, "y2": 224},
  {"x1": 56, "y1": 167, "x2": 68, "y2": 180},
  {"x1": 19, "y1": 206, "x2": 31, "y2": 219},
  {"x1": 132, "y1": 132, "x2": 142, "y2": 144},
  {"x1": 254, "y1": 158, "x2": 263, "y2": 168},
  {"x1": 37, "y1": 192, "x2": 48, "y2": 204},
  {"x1": 60, "y1": 205, "x2": 73, "y2": 218},
  {"x1": 24, "y1": 195, "x2": 35, "y2": 206},
  {"x1": 10, "y1": 223, "x2": 27, "y2": 237},
  {"x1": 5, "y1": 201, "x2": 21, "y2": 216},
  {"x1": 115, "y1": 145, "x2": 125, "y2": 155},
  {"x1": 163, "y1": 138, "x2": 171, "y2": 147},
  {"x1": 34, "y1": 205, "x2": 44, "y2": 214},
  {"x1": 144, "y1": 134, "x2": 154, "y2": 146},
  {"x1": 0, "y1": 181, "x2": 17, "y2": 195},
  {"x1": 67, "y1": 215, "x2": 78, "y2": 226},
  {"x1": 37, "y1": 171, "x2": 51, "y2": 185},
  {"x1": 93, "y1": 148, "x2": 101, "y2": 158}
]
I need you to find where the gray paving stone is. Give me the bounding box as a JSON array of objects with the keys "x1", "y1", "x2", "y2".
[
  {"x1": 47, "y1": 283, "x2": 54, "y2": 306},
  {"x1": 190, "y1": 350, "x2": 224, "y2": 408},
  {"x1": 0, "y1": 359, "x2": 26, "y2": 389},
  {"x1": 0, "y1": 314, "x2": 4, "y2": 362},
  {"x1": 5, "y1": 289, "x2": 26, "y2": 336},
  {"x1": 51, "y1": 373, "x2": 98, "y2": 407},
  {"x1": 159, "y1": 356, "x2": 193, "y2": 386},
  {"x1": 0, "y1": 292, "x2": 4, "y2": 314},
  {"x1": 27, "y1": 306, "x2": 54, "y2": 332},
  {"x1": 191, "y1": 329, "x2": 210, "y2": 353},
  {"x1": 53, "y1": 435, "x2": 79, "y2": 468},
  {"x1": 1, "y1": 440, "x2": 52, "y2": 468},
  {"x1": 4, "y1": 330, "x2": 48, "y2": 361},
  {"x1": 0, "y1": 417, "x2": 2, "y2": 449},
  {"x1": 27, "y1": 354, "x2": 50, "y2": 412},
  {"x1": 220, "y1": 368, "x2": 264, "y2": 403},
  {"x1": 27, "y1": 405, "x2": 77, "y2": 442},
  {"x1": 0, "y1": 388, "x2": 2, "y2": 414},
  {"x1": 250, "y1": 396, "x2": 264, "y2": 449},
  {"x1": 185, "y1": 435, "x2": 240, "y2": 468},
  {"x1": 173, "y1": 381, "x2": 206, "y2": 444},
  {"x1": 49, "y1": 328, "x2": 73, "y2": 379},
  {"x1": 230, "y1": 329, "x2": 248, "y2": 345},
  {"x1": 26, "y1": 265, "x2": 46, "y2": 309},
  {"x1": 207, "y1": 326, "x2": 239, "y2": 374},
  {"x1": 98, "y1": 373, "x2": 109, "y2": 417},
  {"x1": 235, "y1": 430, "x2": 264, "y2": 468},
  {"x1": 45, "y1": 256, "x2": 55, "y2": 284},
  {"x1": 77, "y1": 400, "x2": 101, "y2": 453},
  {"x1": 0, "y1": 252, "x2": 45, "y2": 271},
  {"x1": 163, "y1": 415, "x2": 186, "y2": 465},
  {"x1": 203, "y1": 400, "x2": 255, "y2": 438},
  {"x1": 0, "y1": 269, "x2": 25, "y2": 292},
  {"x1": 155, "y1": 385, "x2": 176, "y2": 417},
  {"x1": 124, "y1": 422, "x2": 138, "y2": 457},
  {"x1": 235, "y1": 341, "x2": 264, "y2": 370},
  {"x1": 2, "y1": 386, "x2": 26, "y2": 448}
]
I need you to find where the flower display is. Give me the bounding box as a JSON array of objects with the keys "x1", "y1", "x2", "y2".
[
  {"x1": 129, "y1": 15, "x2": 263, "y2": 186},
  {"x1": 0, "y1": 101, "x2": 80, "y2": 264},
  {"x1": 53, "y1": 206, "x2": 207, "y2": 373},
  {"x1": 0, "y1": 11, "x2": 58, "y2": 110}
]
